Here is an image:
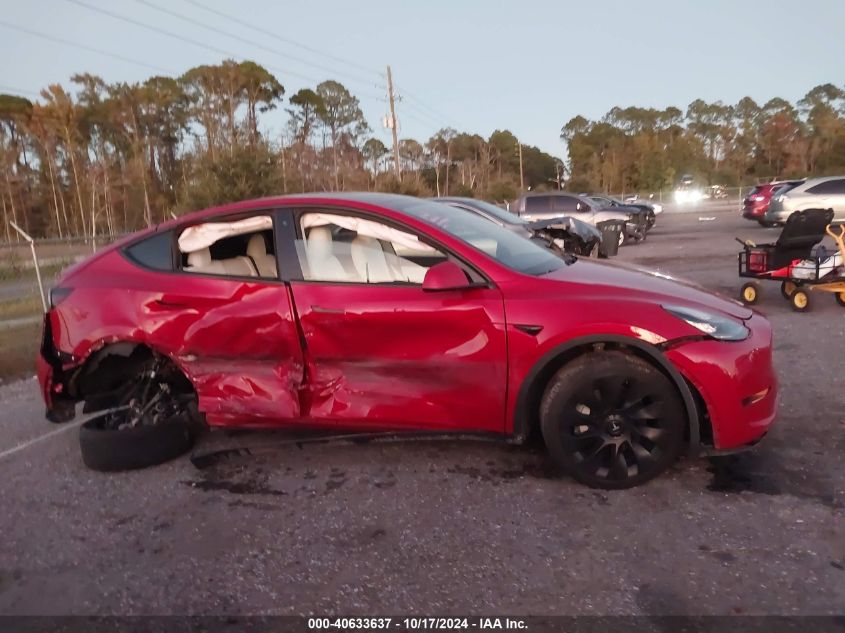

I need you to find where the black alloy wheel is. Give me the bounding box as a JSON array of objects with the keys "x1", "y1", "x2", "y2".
[{"x1": 540, "y1": 351, "x2": 686, "y2": 489}]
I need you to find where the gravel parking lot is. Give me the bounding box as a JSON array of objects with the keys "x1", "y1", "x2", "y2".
[{"x1": 0, "y1": 207, "x2": 842, "y2": 616}]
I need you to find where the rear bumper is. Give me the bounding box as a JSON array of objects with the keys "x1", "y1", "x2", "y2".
[
  {"x1": 764, "y1": 207, "x2": 790, "y2": 223},
  {"x1": 742, "y1": 203, "x2": 768, "y2": 219},
  {"x1": 37, "y1": 313, "x2": 76, "y2": 423},
  {"x1": 666, "y1": 313, "x2": 778, "y2": 450},
  {"x1": 36, "y1": 349, "x2": 53, "y2": 408}
]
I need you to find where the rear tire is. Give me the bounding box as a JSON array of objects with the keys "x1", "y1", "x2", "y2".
[
  {"x1": 540, "y1": 351, "x2": 686, "y2": 489},
  {"x1": 79, "y1": 411, "x2": 196, "y2": 472}
]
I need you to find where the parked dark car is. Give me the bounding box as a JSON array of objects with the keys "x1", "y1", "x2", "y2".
[
  {"x1": 742, "y1": 180, "x2": 805, "y2": 226},
  {"x1": 431, "y1": 197, "x2": 604, "y2": 257},
  {"x1": 511, "y1": 192, "x2": 648, "y2": 244},
  {"x1": 588, "y1": 195, "x2": 661, "y2": 230}
]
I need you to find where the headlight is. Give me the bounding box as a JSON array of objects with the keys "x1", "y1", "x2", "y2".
[
  {"x1": 775, "y1": 195, "x2": 785, "y2": 203},
  {"x1": 663, "y1": 305, "x2": 749, "y2": 341},
  {"x1": 652, "y1": 204, "x2": 663, "y2": 214}
]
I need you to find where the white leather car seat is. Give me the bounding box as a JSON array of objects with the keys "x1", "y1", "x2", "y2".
[
  {"x1": 186, "y1": 248, "x2": 226, "y2": 275},
  {"x1": 306, "y1": 227, "x2": 351, "y2": 281},
  {"x1": 246, "y1": 234, "x2": 277, "y2": 277},
  {"x1": 186, "y1": 247, "x2": 257, "y2": 277},
  {"x1": 351, "y1": 235, "x2": 396, "y2": 282}
]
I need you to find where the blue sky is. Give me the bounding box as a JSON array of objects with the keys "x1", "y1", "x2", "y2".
[{"x1": 1, "y1": 0, "x2": 843, "y2": 158}]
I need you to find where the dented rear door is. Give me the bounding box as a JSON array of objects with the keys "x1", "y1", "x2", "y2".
[{"x1": 155, "y1": 276, "x2": 305, "y2": 426}]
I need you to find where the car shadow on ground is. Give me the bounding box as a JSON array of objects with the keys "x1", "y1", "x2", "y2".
[{"x1": 180, "y1": 426, "x2": 839, "y2": 510}]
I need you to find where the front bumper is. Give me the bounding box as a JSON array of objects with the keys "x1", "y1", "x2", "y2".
[{"x1": 665, "y1": 313, "x2": 778, "y2": 450}]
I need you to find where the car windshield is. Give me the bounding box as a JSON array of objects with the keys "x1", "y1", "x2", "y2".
[{"x1": 401, "y1": 199, "x2": 566, "y2": 276}]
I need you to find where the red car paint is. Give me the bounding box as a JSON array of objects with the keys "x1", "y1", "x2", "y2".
[
  {"x1": 742, "y1": 184, "x2": 780, "y2": 220},
  {"x1": 38, "y1": 193, "x2": 777, "y2": 451},
  {"x1": 742, "y1": 181, "x2": 803, "y2": 222}
]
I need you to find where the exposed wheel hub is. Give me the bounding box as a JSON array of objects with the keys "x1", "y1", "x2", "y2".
[{"x1": 604, "y1": 413, "x2": 626, "y2": 437}]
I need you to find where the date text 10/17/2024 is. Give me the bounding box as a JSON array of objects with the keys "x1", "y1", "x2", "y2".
[{"x1": 307, "y1": 618, "x2": 528, "y2": 630}]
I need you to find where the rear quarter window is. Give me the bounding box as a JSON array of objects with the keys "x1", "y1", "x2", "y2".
[
  {"x1": 807, "y1": 180, "x2": 845, "y2": 195},
  {"x1": 124, "y1": 231, "x2": 174, "y2": 271}
]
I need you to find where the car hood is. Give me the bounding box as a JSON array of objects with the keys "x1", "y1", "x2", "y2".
[
  {"x1": 596, "y1": 204, "x2": 646, "y2": 216},
  {"x1": 593, "y1": 210, "x2": 631, "y2": 223},
  {"x1": 543, "y1": 258, "x2": 753, "y2": 320},
  {"x1": 525, "y1": 216, "x2": 601, "y2": 241}
]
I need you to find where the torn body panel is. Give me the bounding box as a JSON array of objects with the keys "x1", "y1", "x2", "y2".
[
  {"x1": 43, "y1": 251, "x2": 304, "y2": 424},
  {"x1": 289, "y1": 281, "x2": 509, "y2": 432}
]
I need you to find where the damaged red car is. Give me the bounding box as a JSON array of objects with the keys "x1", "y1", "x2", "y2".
[{"x1": 37, "y1": 193, "x2": 778, "y2": 488}]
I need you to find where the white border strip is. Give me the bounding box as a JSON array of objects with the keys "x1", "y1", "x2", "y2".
[{"x1": 0, "y1": 419, "x2": 85, "y2": 462}]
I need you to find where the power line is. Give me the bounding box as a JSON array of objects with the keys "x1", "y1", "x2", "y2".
[
  {"x1": 133, "y1": 0, "x2": 383, "y2": 92},
  {"x1": 398, "y1": 101, "x2": 443, "y2": 128},
  {"x1": 181, "y1": 0, "x2": 379, "y2": 78},
  {"x1": 65, "y1": 0, "x2": 385, "y2": 101},
  {"x1": 0, "y1": 19, "x2": 175, "y2": 74},
  {"x1": 397, "y1": 86, "x2": 458, "y2": 129},
  {"x1": 0, "y1": 84, "x2": 40, "y2": 98},
  {"x1": 65, "y1": 0, "x2": 319, "y2": 84}
]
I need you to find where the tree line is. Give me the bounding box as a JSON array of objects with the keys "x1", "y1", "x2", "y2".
[
  {"x1": 0, "y1": 59, "x2": 561, "y2": 241},
  {"x1": 562, "y1": 85, "x2": 845, "y2": 194}
]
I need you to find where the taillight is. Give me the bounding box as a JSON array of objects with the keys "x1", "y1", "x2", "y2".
[
  {"x1": 752, "y1": 195, "x2": 766, "y2": 202},
  {"x1": 49, "y1": 287, "x2": 73, "y2": 309}
]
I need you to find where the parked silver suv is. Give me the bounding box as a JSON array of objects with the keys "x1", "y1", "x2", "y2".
[{"x1": 764, "y1": 176, "x2": 845, "y2": 224}]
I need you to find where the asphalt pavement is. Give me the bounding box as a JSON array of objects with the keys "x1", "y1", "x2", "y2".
[{"x1": 0, "y1": 207, "x2": 842, "y2": 616}]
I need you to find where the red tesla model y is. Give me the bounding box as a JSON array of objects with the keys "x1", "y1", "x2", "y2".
[{"x1": 37, "y1": 194, "x2": 778, "y2": 488}]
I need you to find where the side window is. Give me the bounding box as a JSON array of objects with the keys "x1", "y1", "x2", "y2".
[
  {"x1": 807, "y1": 180, "x2": 845, "y2": 195},
  {"x1": 524, "y1": 196, "x2": 551, "y2": 212},
  {"x1": 177, "y1": 215, "x2": 277, "y2": 279},
  {"x1": 124, "y1": 231, "x2": 174, "y2": 271},
  {"x1": 296, "y1": 212, "x2": 449, "y2": 284},
  {"x1": 551, "y1": 196, "x2": 579, "y2": 213}
]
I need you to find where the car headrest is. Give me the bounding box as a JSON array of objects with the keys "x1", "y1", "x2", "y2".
[
  {"x1": 307, "y1": 227, "x2": 334, "y2": 259},
  {"x1": 351, "y1": 234, "x2": 380, "y2": 250},
  {"x1": 247, "y1": 234, "x2": 267, "y2": 258},
  {"x1": 187, "y1": 248, "x2": 211, "y2": 267}
]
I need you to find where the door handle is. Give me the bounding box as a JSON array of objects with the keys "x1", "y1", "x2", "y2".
[{"x1": 311, "y1": 305, "x2": 345, "y2": 315}]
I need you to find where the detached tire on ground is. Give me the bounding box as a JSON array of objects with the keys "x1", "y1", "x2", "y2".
[
  {"x1": 79, "y1": 412, "x2": 196, "y2": 472},
  {"x1": 540, "y1": 350, "x2": 686, "y2": 489}
]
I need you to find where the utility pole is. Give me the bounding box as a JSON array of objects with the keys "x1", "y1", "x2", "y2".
[
  {"x1": 386, "y1": 65, "x2": 401, "y2": 180},
  {"x1": 517, "y1": 140, "x2": 524, "y2": 191}
]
